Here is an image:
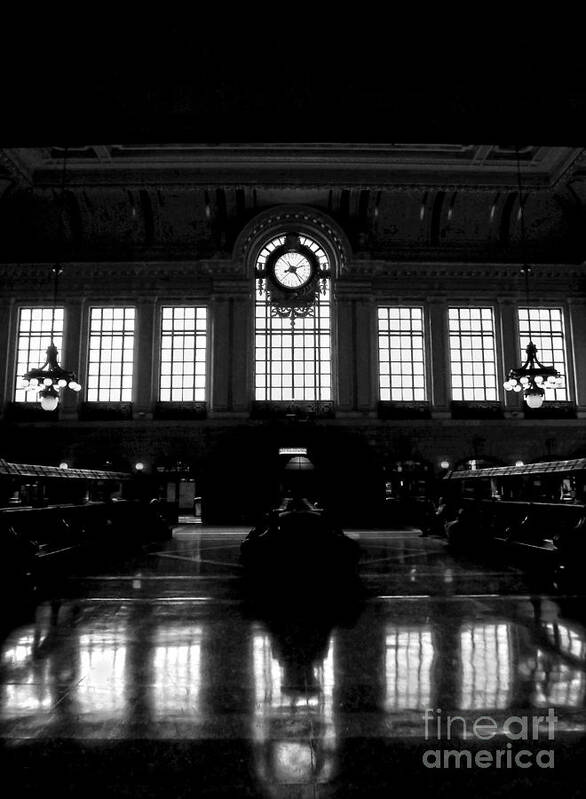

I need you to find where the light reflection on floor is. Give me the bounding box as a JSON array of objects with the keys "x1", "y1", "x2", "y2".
[{"x1": 1, "y1": 526, "x2": 586, "y2": 796}]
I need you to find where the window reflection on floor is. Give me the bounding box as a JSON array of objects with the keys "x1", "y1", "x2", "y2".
[
  {"x1": 151, "y1": 623, "x2": 203, "y2": 718},
  {"x1": 77, "y1": 625, "x2": 128, "y2": 717},
  {"x1": 385, "y1": 626, "x2": 434, "y2": 711},
  {"x1": 459, "y1": 623, "x2": 512, "y2": 710},
  {"x1": 1, "y1": 630, "x2": 53, "y2": 717}
]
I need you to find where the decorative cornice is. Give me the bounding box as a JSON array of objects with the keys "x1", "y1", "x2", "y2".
[
  {"x1": 350, "y1": 260, "x2": 586, "y2": 282},
  {"x1": 0, "y1": 261, "x2": 243, "y2": 293},
  {"x1": 1, "y1": 259, "x2": 584, "y2": 304},
  {"x1": 0, "y1": 150, "x2": 33, "y2": 187}
]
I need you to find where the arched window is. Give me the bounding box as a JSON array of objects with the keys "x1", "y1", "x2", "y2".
[{"x1": 254, "y1": 232, "x2": 332, "y2": 402}]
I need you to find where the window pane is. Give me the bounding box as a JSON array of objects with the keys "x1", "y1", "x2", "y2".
[
  {"x1": 518, "y1": 307, "x2": 567, "y2": 400},
  {"x1": 14, "y1": 307, "x2": 64, "y2": 403},
  {"x1": 448, "y1": 307, "x2": 497, "y2": 401},
  {"x1": 86, "y1": 307, "x2": 135, "y2": 401},
  {"x1": 377, "y1": 307, "x2": 426, "y2": 401},
  {"x1": 158, "y1": 307, "x2": 208, "y2": 401}
]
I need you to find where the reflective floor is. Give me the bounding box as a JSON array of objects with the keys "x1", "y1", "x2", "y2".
[{"x1": 1, "y1": 526, "x2": 586, "y2": 797}]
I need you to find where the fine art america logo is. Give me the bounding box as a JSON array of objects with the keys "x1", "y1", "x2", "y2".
[{"x1": 422, "y1": 708, "x2": 557, "y2": 769}]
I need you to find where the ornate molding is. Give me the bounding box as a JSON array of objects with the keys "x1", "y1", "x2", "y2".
[{"x1": 234, "y1": 205, "x2": 351, "y2": 278}]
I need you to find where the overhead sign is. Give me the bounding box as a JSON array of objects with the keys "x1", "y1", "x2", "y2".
[{"x1": 279, "y1": 447, "x2": 308, "y2": 456}]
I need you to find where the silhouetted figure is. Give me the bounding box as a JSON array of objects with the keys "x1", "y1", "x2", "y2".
[{"x1": 240, "y1": 494, "x2": 361, "y2": 605}]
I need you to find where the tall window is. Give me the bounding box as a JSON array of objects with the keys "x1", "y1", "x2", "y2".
[
  {"x1": 15, "y1": 307, "x2": 64, "y2": 402},
  {"x1": 87, "y1": 307, "x2": 135, "y2": 401},
  {"x1": 255, "y1": 234, "x2": 332, "y2": 401},
  {"x1": 518, "y1": 308, "x2": 567, "y2": 401},
  {"x1": 159, "y1": 307, "x2": 207, "y2": 401},
  {"x1": 448, "y1": 307, "x2": 497, "y2": 401},
  {"x1": 377, "y1": 307, "x2": 426, "y2": 401}
]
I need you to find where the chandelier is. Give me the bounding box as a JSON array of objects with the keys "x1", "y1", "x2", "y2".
[
  {"x1": 504, "y1": 327, "x2": 562, "y2": 408},
  {"x1": 502, "y1": 148, "x2": 561, "y2": 410},
  {"x1": 20, "y1": 148, "x2": 82, "y2": 411},
  {"x1": 21, "y1": 266, "x2": 82, "y2": 410}
]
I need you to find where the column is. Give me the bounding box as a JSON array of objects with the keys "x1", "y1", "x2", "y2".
[
  {"x1": 60, "y1": 299, "x2": 83, "y2": 420},
  {"x1": 0, "y1": 300, "x2": 14, "y2": 409},
  {"x1": 427, "y1": 297, "x2": 450, "y2": 416},
  {"x1": 231, "y1": 294, "x2": 253, "y2": 412},
  {"x1": 568, "y1": 298, "x2": 586, "y2": 417},
  {"x1": 336, "y1": 297, "x2": 354, "y2": 411},
  {"x1": 335, "y1": 283, "x2": 376, "y2": 414},
  {"x1": 355, "y1": 296, "x2": 375, "y2": 411},
  {"x1": 211, "y1": 296, "x2": 230, "y2": 412},
  {"x1": 211, "y1": 282, "x2": 252, "y2": 415},
  {"x1": 498, "y1": 298, "x2": 522, "y2": 416},
  {"x1": 134, "y1": 297, "x2": 156, "y2": 419}
]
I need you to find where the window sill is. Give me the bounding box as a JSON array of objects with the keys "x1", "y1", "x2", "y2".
[
  {"x1": 78, "y1": 402, "x2": 133, "y2": 421},
  {"x1": 450, "y1": 401, "x2": 503, "y2": 419},
  {"x1": 251, "y1": 400, "x2": 335, "y2": 420},
  {"x1": 378, "y1": 401, "x2": 431, "y2": 420},
  {"x1": 153, "y1": 402, "x2": 207, "y2": 420}
]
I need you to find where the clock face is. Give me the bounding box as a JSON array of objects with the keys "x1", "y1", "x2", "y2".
[{"x1": 272, "y1": 251, "x2": 314, "y2": 289}]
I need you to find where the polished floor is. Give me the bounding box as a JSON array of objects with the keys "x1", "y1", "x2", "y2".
[{"x1": 1, "y1": 525, "x2": 586, "y2": 797}]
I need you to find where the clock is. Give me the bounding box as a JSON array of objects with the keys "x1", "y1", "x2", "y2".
[
  {"x1": 266, "y1": 235, "x2": 318, "y2": 293},
  {"x1": 258, "y1": 232, "x2": 329, "y2": 319},
  {"x1": 272, "y1": 251, "x2": 314, "y2": 289}
]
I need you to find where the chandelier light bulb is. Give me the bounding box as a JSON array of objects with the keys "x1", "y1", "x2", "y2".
[
  {"x1": 29, "y1": 378, "x2": 39, "y2": 387},
  {"x1": 40, "y1": 392, "x2": 59, "y2": 411},
  {"x1": 58, "y1": 378, "x2": 67, "y2": 388},
  {"x1": 525, "y1": 390, "x2": 545, "y2": 409}
]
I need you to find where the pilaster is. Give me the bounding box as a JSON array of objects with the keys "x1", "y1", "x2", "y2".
[
  {"x1": 134, "y1": 297, "x2": 156, "y2": 418},
  {"x1": 427, "y1": 297, "x2": 450, "y2": 416}
]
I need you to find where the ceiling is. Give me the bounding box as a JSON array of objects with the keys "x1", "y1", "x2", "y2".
[
  {"x1": 1, "y1": 144, "x2": 583, "y2": 191},
  {"x1": 1, "y1": 50, "x2": 585, "y2": 266}
]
